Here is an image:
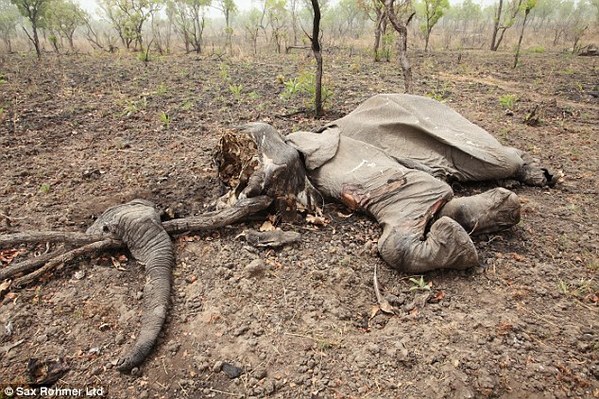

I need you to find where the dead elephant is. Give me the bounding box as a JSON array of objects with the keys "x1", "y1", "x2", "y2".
[{"x1": 217, "y1": 94, "x2": 556, "y2": 273}]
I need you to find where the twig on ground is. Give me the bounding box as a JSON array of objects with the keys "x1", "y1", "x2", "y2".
[{"x1": 14, "y1": 239, "x2": 122, "y2": 287}]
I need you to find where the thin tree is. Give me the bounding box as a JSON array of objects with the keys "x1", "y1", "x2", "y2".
[
  {"x1": 10, "y1": 0, "x2": 51, "y2": 58},
  {"x1": 358, "y1": 0, "x2": 387, "y2": 61},
  {"x1": 215, "y1": 0, "x2": 237, "y2": 53},
  {"x1": 513, "y1": 0, "x2": 536, "y2": 68},
  {"x1": 45, "y1": 0, "x2": 87, "y2": 51},
  {"x1": 171, "y1": 0, "x2": 211, "y2": 54},
  {"x1": 385, "y1": 0, "x2": 415, "y2": 93},
  {"x1": 309, "y1": 0, "x2": 323, "y2": 117},
  {"x1": 0, "y1": 0, "x2": 21, "y2": 53},
  {"x1": 490, "y1": 0, "x2": 523, "y2": 51},
  {"x1": 416, "y1": 0, "x2": 449, "y2": 52}
]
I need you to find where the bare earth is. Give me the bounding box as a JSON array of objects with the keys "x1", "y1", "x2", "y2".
[{"x1": 0, "y1": 49, "x2": 597, "y2": 398}]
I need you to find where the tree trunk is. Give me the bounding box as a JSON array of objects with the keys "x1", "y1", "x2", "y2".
[
  {"x1": 373, "y1": 12, "x2": 385, "y2": 61},
  {"x1": 513, "y1": 8, "x2": 531, "y2": 68},
  {"x1": 490, "y1": 0, "x2": 504, "y2": 51},
  {"x1": 385, "y1": 0, "x2": 413, "y2": 93},
  {"x1": 310, "y1": 0, "x2": 323, "y2": 117},
  {"x1": 23, "y1": 25, "x2": 41, "y2": 59}
]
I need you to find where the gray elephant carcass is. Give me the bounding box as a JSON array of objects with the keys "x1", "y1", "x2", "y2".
[
  {"x1": 285, "y1": 94, "x2": 548, "y2": 272},
  {"x1": 329, "y1": 94, "x2": 555, "y2": 187}
]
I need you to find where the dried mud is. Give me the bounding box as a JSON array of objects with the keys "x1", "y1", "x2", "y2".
[{"x1": 0, "y1": 49, "x2": 598, "y2": 398}]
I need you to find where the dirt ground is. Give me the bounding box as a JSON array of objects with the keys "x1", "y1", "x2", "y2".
[{"x1": 0, "y1": 48, "x2": 597, "y2": 399}]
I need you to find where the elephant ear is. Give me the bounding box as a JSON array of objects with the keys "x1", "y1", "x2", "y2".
[
  {"x1": 88, "y1": 199, "x2": 174, "y2": 372},
  {"x1": 286, "y1": 125, "x2": 340, "y2": 170}
]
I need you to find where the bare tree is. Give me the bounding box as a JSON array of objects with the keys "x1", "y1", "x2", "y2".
[
  {"x1": 513, "y1": 0, "x2": 536, "y2": 68},
  {"x1": 358, "y1": 0, "x2": 388, "y2": 61},
  {"x1": 385, "y1": 0, "x2": 415, "y2": 93},
  {"x1": 242, "y1": 8, "x2": 262, "y2": 54},
  {"x1": 10, "y1": 0, "x2": 51, "y2": 58},
  {"x1": 170, "y1": 0, "x2": 211, "y2": 53},
  {"x1": 309, "y1": 0, "x2": 323, "y2": 117},
  {"x1": 0, "y1": 0, "x2": 21, "y2": 53},
  {"x1": 266, "y1": 0, "x2": 287, "y2": 53},
  {"x1": 215, "y1": 0, "x2": 237, "y2": 53},
  {"x1": 45, "y1": 0, "x2": 88, "y2": 51},
  {"x1": 100, "y1": 0, "x2": 162, "y2": 51},
  {"x1": 490, "y1": 0, "x2": 523, "y2": 51}
]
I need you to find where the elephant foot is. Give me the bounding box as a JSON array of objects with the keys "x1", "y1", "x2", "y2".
[
  {"x1": 378, "y1": 216, "x2": 479, "y2": 274},
  {"x1": 438, "y1": 188, "x2": 521, "y2": 235}
]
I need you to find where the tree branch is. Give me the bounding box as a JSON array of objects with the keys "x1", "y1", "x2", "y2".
[{"x1": 0, "y1": 196, "x2": 273, "y2": 285}]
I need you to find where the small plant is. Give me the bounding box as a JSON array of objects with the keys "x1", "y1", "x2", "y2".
[
  {"x1": 426, "y1": 82, "x2": 451, "y2": 102},
  {"x1": 138, "y1": 40, "x2": 155, "y2": 63},
  {"x1": 219, "y1": 63, "x2": 230, "y2": 82},
  {"x1": 120, "y1": 97, "x2": 147, "y2": 117},
  {"x1": 180, "y1": 99, "x2": 194, "y2": 111},
  {"x1": 39, "y1": 183, "x2": 51, "y2": 194},
  {"x1": 228, "y1": 84, "x2": 243, "y2": 101},
  {"x1": 0, "y1": 73, "x2": 6, "y2": 84},
  {"x1": 557, "y1": 279, "x2": 570, "y2": 295},
  {"x1": 280, "y1": 70, "x2": 333, "y2": 112},
  {"x1": 409, "y1": 276, "x2": 431, "y2": 291},
  {"x1": 159, "y1": 112, "x2": 171, "y2": 129},
  {"x1": 155, "y1": 82, "x2": 168, "y2": 96},
  {"x1": 499, "y1": 94, "x2": 518, "y2": 109},
  {"x1": 528, "y1": 45, "x2": 545, "y2": 54},
  {"x1": 281, "y1": 78, "x2": 301, "y2": 100}
]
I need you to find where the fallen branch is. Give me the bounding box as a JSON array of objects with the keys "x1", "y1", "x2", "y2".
[
  {"x1": 163, "y1": 196, "x2": 272, "y2": 234},
  {"x1": 13, "y1": 239, "x2": 121, "y2": 287},
  {"x1": 0, "y1": 196, "x2": 273, "y2": 285},
  {"x1": 0, "y1": 247, "x2": 65, "y2": 281},
  {"x1": 0, "y1": 231, "x2": 108, "y2": 247}
]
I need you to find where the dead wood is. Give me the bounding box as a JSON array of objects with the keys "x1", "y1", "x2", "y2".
[
  {"x1": 163, "y1": 196, "x2": 272, "y2": 234},
  {"x1": 0, "y1": 247, "x2": 65, "y2": 281},
  {"x1": 13, "y1": 239, "x2": 121, "y2": 287},
  {"x1": 285, "y1": 45, "x2": 310, "y2": 54},
  {"x1": 0, "y1": 196, "x2": 273, "y2": 285},
  {"x1": 0, "y1": 231, "x2": 108, "y2": 248}
]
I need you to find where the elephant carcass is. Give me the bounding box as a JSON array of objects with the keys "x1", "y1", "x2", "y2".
[
  {"x1": 286, "y1": 127, "x2": 488, "y2": 273},
  {"x1": 86, "y1": 199, "x2": 174, "y2": 372},
  {"x1": 330, "y1": 94, "x2": 556, "y2": 186}
]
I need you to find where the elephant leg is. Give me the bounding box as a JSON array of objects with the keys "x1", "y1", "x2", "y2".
[
  {"x1": 378, "y1": 216, "x2": 479, "y2": 274},
  {"x1": 438, "y1": 188, "x2": 521, "y2": 235}
]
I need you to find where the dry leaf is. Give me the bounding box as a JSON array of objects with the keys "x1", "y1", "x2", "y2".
[
  {"x1": 510, "y1": 253, "x2": 525, "y2": 262},
  {"x1": 306, "y1": 214, "x2": 328, "y2": 226},
  {"x1": 369, "y1": 305, "x2": 380, "y2": 320},
  {"x1": 259, "y1": 220, "x2": 276, "y2": 232},
  {"x1": 429, "y1": 290, "x2": 446, "y2": 303},
  {"x1": 0, "y1": 248, "x2": 26, "y2": 265},
  {"x1": 0, "y1": 279, "x2": 11, "y2": 295}
]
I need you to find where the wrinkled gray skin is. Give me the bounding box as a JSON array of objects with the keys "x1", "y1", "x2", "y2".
[{"x1": 87, "y1": 199, "x2": 174, "y2": 372}]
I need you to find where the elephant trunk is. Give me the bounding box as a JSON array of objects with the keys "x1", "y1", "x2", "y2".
[{"x1": 86, "y1": 200, "x2": 174, "y2": 372}]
